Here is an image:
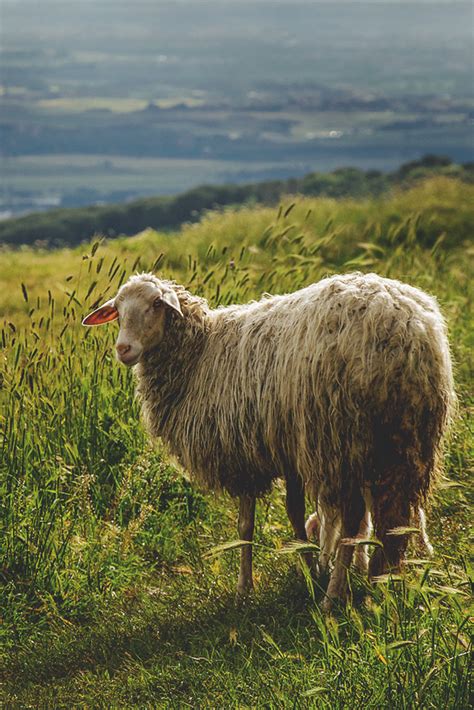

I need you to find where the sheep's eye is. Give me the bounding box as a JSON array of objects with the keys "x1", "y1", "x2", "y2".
[{"x1": 153, "y1": 297, "x2": 162, "y2": 310}]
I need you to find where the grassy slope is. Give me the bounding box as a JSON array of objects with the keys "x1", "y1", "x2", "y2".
[
  {"x1": 1, "y1": 159, "x2": 472, "y2": 248},
  {"x1": 1, "y1": 177, "x2": 472, "y2": 708}
]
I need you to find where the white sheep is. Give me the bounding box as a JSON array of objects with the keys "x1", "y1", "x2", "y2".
[{"x1": 83, "y1": 271, "x2": 454, "y2": 608}]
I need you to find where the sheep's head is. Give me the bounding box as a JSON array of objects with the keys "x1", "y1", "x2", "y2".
[{"x1": 82, "y1": 273, "x2": 183, "y2": 366}]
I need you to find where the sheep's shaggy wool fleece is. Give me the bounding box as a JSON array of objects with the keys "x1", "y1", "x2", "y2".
[{"x1": 135, "y1": 272, "x2": 454, "y2": 510}]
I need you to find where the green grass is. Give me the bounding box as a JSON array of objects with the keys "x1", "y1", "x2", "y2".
[{"x1": 1, "y1": 178, "x2": 472, "y2": 708}]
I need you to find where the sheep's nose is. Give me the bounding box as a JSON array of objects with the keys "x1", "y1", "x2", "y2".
[{"x1": 116, "y1": 343, "x2": 131, "y2": 356}]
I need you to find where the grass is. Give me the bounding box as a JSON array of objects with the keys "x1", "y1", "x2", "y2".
[{"x1": 0, "y1": 177, "x2": 472, "y2": 708}]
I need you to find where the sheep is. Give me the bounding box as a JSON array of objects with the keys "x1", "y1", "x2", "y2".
[{"x1": 83, "y1": 271, "x2": 454, "y2": 608}]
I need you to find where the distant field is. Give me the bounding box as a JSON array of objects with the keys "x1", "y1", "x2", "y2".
[
  {"x1": 2, "y1": 155, "x2": 301, "y2": 194},
  {"x1": 1, "y1": 0, "x2": 473, "y2": 215},
  {"x1": 1, "y1": 154, "x2": 315, "y2": 216},
  {"x1": 3, "y1": 115, "x2": 473, "y2": 217},
  {"x1": 35, "y1": 97, "x2": 206, "y2": 112}
]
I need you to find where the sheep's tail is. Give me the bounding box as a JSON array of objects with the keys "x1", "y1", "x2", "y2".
[
  {"x1": 305, "y1": 511, "x2": 320, "y2": 541},
  {"x1": 415, "y1": 506, "x2": 434, "y2": 557}
]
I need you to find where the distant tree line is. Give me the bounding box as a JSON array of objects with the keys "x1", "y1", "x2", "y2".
[{"x1": 1, "y1": 155, "x2": 472, "y2": 248}]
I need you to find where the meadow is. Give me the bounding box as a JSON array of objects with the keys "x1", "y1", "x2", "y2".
[{"x1": 0, "y1": 177, "x2": 472, "y2": 707}]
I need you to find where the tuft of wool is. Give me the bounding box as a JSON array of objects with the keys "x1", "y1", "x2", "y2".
[{"x1": 136, "y1": 272, "x2": 455, "y2": 509}]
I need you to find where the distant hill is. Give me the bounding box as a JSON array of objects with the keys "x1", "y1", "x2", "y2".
[{"x1": 1, "y1": 155, "x2": 472, "y2": 248}]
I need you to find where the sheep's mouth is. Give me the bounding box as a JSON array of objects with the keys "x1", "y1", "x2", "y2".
[{"x1": 117, "y1": 351, "x2": 142, "y2": 366}]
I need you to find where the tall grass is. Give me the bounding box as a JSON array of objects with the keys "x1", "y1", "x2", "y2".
[{"x1": 1, "y1": 178, "x2": 472, "y2": 707}]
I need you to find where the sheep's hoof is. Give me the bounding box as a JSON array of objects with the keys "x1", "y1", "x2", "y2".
[
  {"x1": 296, "y1": 553, "x2": 314, "y2": 578},
  {"x1": 316, "y1": 563, "x2": 330, "y2": 585},
  {"x1": 322, "y1": 576, "x2": 349, "y2": 613},
  {"x1": 321, "y1": 595, "x2": 334, "y2": 614},
  {"x1": 353, "y1": 553, "x2": 370, "y2": 575},
  {"x1": 321, "y1": 593, "x2": 346, "y2": 614},
  {"x1": 235, "y1": 578, "x2": 254, "y2": 601}
]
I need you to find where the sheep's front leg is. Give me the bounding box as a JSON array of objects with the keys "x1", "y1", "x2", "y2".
[
  {"x1": 285, "y1": 473, "x2": 312, "y2": 571},
  {"x1": 237, "y1": 494, "x2": 256, "y2": 596}
]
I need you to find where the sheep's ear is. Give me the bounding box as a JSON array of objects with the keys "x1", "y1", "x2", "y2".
[
  {"x1": 82, "y1": 299, "x2": 119, "y2": 326},
  {"x1": 161, "y1": 291, "x2": 183, "y2": 318}
]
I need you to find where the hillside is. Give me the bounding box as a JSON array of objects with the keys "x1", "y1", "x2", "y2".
[
  {"x1": 1, "y1": 179, "x2": 472, "y2": 707},
  {"x1": 0, "y1": 155, "x2": 472, "y2": 248}
]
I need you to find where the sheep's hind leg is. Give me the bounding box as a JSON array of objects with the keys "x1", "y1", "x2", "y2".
[
  {"x1": 353, "y1": 508, "x2": 371, "y2": 574},
  {"x1": 306, "y1": 502, "x2": 369, "y2": 575},
  {"x1": 369, "y1": 420, "x2": 427, "y2": 579},
  {"x1": 236, "y1": 494, "x2": 256, "y2": 596},
  {"x1": 368, "y1": 484, "x2": 411, "y2": 580},
  {"x1": 285, "y1": 473, "x2": 313, "y2": 573},
  {"x1": 323, "y1": 488, "x2": 365, "y2": 612},
  {"x1": 318, "y1": 503, "x2": 341, "y2": 575}
]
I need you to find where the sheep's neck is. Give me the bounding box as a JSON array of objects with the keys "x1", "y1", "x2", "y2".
[{"x1": 136, "y1": 318, "x2": 207, "y2": 434}]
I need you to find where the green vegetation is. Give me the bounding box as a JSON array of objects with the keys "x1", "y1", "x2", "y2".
[
  {"x1": 1, "y1": 177, "x2": 472, "y2": 707},
  {"x1": 1, "y1": 155, "x2": 473, "y2": 248}
]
